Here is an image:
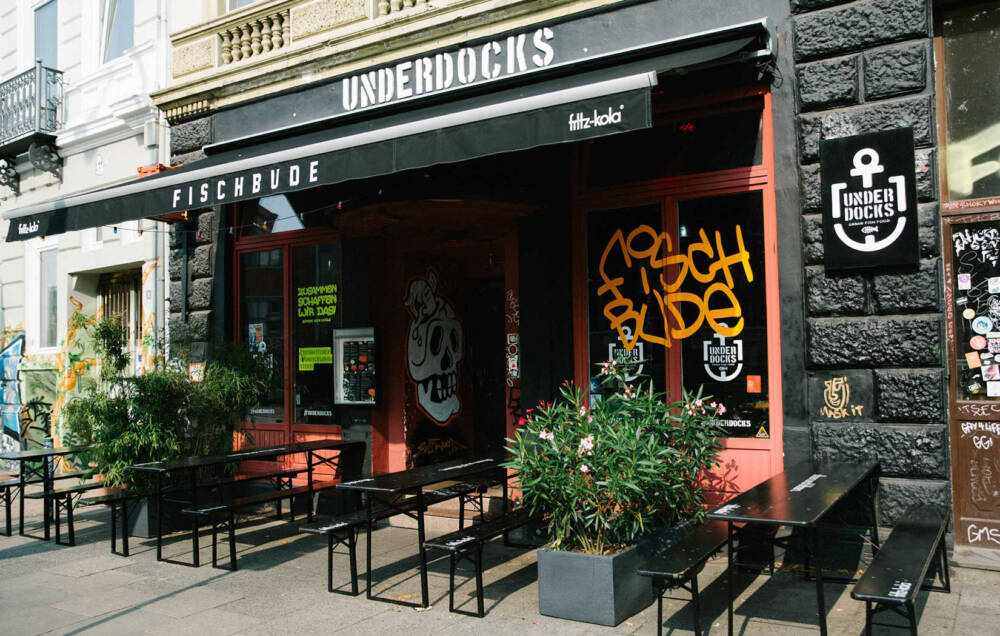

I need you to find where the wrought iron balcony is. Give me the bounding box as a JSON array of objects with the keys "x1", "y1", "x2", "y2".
[{"x1": 0, "y1": 60, "x2": 65, "y2": 192}]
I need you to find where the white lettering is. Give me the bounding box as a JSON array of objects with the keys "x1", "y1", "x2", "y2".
[
  {"x1": 377, "y1": 67, "x2": 395, "y2": 103},
  {"x1": 415, "y1": 57, "x2": 433, "y2": 95},
  {"x1": 188, "y1": 186, "x2": 194, "y2": 205},
  {"x1": 172, "y1": 189, "x2": 182, "y2": 208},
  {"x1": 481, "y1": 41, "x2": 501, "y2": 79},
  {"x1": 396, "y1": 60, "x2": 413, "y2": 99},
  {"x1": 457, "y1": 48, "x2": 476, "y2": 84},
  {"x1": 342, "y1": 77, "x2": 358, "y2": 111},
  {"x1": 532, "y1": 28, "x2": 555, "y2": 67},
  {"x1": 289, "y1": 165, "x2": 300, "y2": 187},
  {"x1": 270, "y1": 169, "x2": 280, "y2": 190},
  {"x1": 508, "y1": 34, "x2": 527, "y2": 74},
  {"x1": 968, "y1": 523, "x2": 1000, "y2": 546},
  {"x1": 216, "y1": 180, "x2": 226, "y2": 200},
  {"x1": 309, "y1": 161, "x2": 319, "y2": 183},
  {"x1": 360, "y1": 71, "x2": 377, "y2": 108},
  {"x1": 435, "y1": 53, "x2": 454, "y2": 90},
  {"x1": 199, "y1": 183, "x2": 209, "y2": 203},
  {"x1": 252, "y1": 173, "x2": 262, "y2": 194},
  {"x1": 233, "y1": 176, "x2": 244, "y2": 197}
]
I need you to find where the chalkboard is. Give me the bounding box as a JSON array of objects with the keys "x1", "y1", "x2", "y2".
[{"x1": 951, "y1": 221, "x2": 1000, "y2": 400}]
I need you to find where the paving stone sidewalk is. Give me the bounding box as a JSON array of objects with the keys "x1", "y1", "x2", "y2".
[{"x1": 1, "y1": 501, "x2": 997, "y2": 635}]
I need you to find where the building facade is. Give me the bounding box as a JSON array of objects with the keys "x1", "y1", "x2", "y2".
[
  {"x1": 0, "y1": 0, "x2": 172, "y2": 459},
  {"x1": 7, "y1": 0, "x2": 1000, "y2": 570}
]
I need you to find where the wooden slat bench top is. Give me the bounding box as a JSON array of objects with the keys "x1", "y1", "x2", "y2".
[
  {"x1": 638, "y1": 521, "x2": 729, "y2": 582},
  {"x1": 851, "y1": 506, "x2": 948, "y2": 605},
  {"x1": 424, "y1": 507, "x2": 535, "y2": 551}
]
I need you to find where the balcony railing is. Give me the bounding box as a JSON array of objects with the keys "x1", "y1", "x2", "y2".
[{"x1": 0, "y1": 60, "x2": 64, "y2": 152}]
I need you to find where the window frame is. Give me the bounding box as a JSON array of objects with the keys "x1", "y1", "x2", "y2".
[
  {"x1": 101, "y1": 0, "x2": 135, "y2": 64},
  {"x1": 34, "y1": 0, "x2": 59, "y2": 70}
]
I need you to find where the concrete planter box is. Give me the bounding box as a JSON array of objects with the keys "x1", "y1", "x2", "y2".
[{"x1": 537, "y1": 528, "x2": 677, "y2": 627}]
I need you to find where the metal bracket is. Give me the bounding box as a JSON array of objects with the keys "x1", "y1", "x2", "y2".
[
  {"x1": 0, "y1": 158, "x2": 19, "y2": 195},
  {"x1": 28, "y1": 141, "x2": 61, "y2": 181}
]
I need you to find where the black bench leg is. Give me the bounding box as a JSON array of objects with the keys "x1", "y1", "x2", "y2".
[
  {"x1": 475, "y1": 544, "x2": 485, "y2": 618},
  {"x1": 228, "y1": 511, "x2": 237, "y2": 571},
  {"x1": 4, "y1": 486, "x2": 11, "y2": 537},
  {"x1": 939, "y1": 536, "x2": 951, "y2": 593},
  {"x1": 459, "y1": 494, "x2": 465, "y2": 530},
  {"x1": 348, "y1": 529, "x2": 359, "y2": 596},
  {"x1": 19, "y1": 482, "x2": 24, "y2": 536},
  {"x1": 276, "y1": 496, "x2": 282, "y2": 520},
  {"x1": 54, "y1": 495, "x2": 61, "y2": 545},
  {"x1": 211, "y1": 518, "x2": 218, "y2": 568},
  {"x1": 691, "y1": 573, "x2": 702, "y2": 636},
  {"x1": 812, "y1": 529, "x2": 828, "y2": 636},
  {"x1": 906, "y1": 600, "x2": 918, "y2": 636},
  {"x1": 865, "y1": 601, "x2": 872, "y2": 636},
  {"x1": 111, "y1": 504, "x2": 118, "y2": 554},
  {"x1": 121, "y1": 500, "x2": 129, "y2": 557},
  {"x1": 290, "y1": 495, "x2": 295, "y2": 522},
  {"x1": 67, "y1": 496, "x2": 75, "y2": 547},
  {"x1": 449, "y1": 553, "x2": 456, "y2": 613},
  {"x1": 327, "y1": 532, "x2": 334, "y2": 593},
  {"x1": 655, "y1": 581, "x2": 663, "y2": 636}
]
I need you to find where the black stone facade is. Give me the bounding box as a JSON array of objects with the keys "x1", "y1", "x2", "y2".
[
  {"x1": 792, "y1": 0, "x2": 949, "y2": 523},
  {"x1": 161, "y1": 0, "x2": 952, "y2": 527}
]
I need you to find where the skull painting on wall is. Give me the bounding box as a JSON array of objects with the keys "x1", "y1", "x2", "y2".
[{"x1": 404, "y1": 268, "x2": 464, "y2": 425}]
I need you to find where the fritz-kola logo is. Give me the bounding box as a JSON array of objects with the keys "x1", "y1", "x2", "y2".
[
  {"x1": 703, "y1": 324, "x2": 743, "y2": 382},
  {"x1": 569, "y1": 105, "x2": 624, "y2": 132},
  {"x1": 830, "y1": 147, "x2": 908, "y2": 253},
  {"x1": 18, "y1": 220, "x2": 39, "y2": 235}
]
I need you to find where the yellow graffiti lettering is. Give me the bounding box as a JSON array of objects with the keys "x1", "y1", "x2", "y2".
[{"x1": 598, "y1": 224, "x2": 753, "y2": 348}]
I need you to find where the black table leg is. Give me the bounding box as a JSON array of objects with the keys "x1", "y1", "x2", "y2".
[
  {"x1": 156, "y1": 474, "x2": 164, "y2": 561},
  {"x1": 727, "y1": 520, "x2": 734, "y2": 635},
  {"x1": 307, "y1": 451, "x2": 315, "y2": 522},
  {"x1": 18, "y1": 462, "x2": 25, "y2": 536},
  {"x1": 417, "y1": 489, "x2": 429, "y2": 608},
  {"x1": 365, "y1": 495, "x2": 373, "y2": 600},
  {"x1": 190, "y1": 471, "x2": 200, "y2": 567},
  {"x1": 121, "y1": 499, "x2": 130, "y2": 557},
  {"x1": 813, "y1": 527, "x2": 828, "y2": 636},
  {"x1": 42, "y1": 459, "x2": 51, "y2": 541},
  {"x1": 502, "y1": 476, "x2": 509, "y2": 546}
]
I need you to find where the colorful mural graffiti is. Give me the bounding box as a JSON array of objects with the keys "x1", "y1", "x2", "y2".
[{"x1": 0, "y1": 335, "x2": 24, "y2": 440}]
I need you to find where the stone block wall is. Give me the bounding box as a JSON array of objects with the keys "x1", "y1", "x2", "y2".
[{"x1": 791, "y1": 0, "x2": 950, "y2": 524}]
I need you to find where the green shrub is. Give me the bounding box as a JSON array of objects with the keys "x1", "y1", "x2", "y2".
[{"x1": 505, "y1": 359, "x2": 725, "y2": 555}]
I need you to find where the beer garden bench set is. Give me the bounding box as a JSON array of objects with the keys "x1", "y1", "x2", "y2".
[{"x1": 1, "y1": 445, "x2": 952, "y2": 632}]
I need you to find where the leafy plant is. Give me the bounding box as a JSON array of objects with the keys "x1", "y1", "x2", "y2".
[
  {"x1": 63, "y1": 316, "x2": 268, "y2": 491},
  {"x1": 505, "y1": 359, "x2": 725, "y2": 555}
]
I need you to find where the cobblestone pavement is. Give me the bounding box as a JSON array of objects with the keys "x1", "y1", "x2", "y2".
[{"x1": 0, "y1": 501, "x2": 997, "y2": 635}]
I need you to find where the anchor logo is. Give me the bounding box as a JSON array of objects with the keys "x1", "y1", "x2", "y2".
[
  {"x1": 703, "y1": 326, "x2": 743, "y2": 382},
  {"x1": 830, "y1": 147, "x2": 908, "y2": 252}
]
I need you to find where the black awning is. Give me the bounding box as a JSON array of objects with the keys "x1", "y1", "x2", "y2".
[{"x1": 4, "y1": 19, "x2": 773, "y2": 242}]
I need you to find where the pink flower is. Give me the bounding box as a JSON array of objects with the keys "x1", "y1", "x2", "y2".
[
  {"x1": 716, "y1": 404, "x2": 727, "y2": 415},
  {"x1": 578, "y1": 435, "x2": 594, "y2": 455},
  {"x1": 580, "y1": 464, "x2": 590, "y2": 473},
  {"x1": 518, "y1": 417, "x2": 526, "y2": 425},
  {"x1": 539, "y1": 430, "x2": 554, "y2": 441},
  {"x1": 579, "y1": 405, "x2": 587, "y2": 417}
]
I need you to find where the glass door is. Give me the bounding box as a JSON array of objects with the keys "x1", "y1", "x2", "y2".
[{"x1": 240, "y1": 248, "x2": 286, "y2": 426}]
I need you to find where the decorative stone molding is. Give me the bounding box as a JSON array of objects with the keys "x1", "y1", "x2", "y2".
[
  {"x1": 163, "y1": 99, "x2": 211, "y2": 124},
  {"x1": 378, "y1": 0, "x2": 428, "y2": 17},
  {"x1": 173, "y1": 37, "x2": 216, "y2": 78},
  {"x1": 291, "y1": 0, "x2": 367, "y2": 40}
]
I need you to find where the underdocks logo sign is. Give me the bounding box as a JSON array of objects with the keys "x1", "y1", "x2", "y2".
[
  {"x1": 820, "y1": 128, "x2": 919, "y2": 270},
  {"x1": 703, "y1": 325, "x2": 743, "y2": 382}
]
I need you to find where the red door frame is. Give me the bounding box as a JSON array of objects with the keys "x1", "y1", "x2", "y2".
[
  {"x1": 231, "y1": 206, "x2": 343, "y2": 471},
  {"x1": 570, "y1": 87, "x2": 784, "y2": 491}
]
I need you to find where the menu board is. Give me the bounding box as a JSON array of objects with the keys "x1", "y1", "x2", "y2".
[
  {"x1": 952, "y1": 221, "x2": 1000, "y2": 400},
  {"x1": 334, "y1": 328, "x2": 376, "y2": 405}
]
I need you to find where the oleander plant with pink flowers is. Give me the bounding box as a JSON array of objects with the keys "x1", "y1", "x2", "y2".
[{"x1": 505, "y1": 359, "x2": 725, "y2": 554}]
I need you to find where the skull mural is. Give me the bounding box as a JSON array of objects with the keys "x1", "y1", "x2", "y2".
[{"x1": 405, "y1": 269, "x2": 464, "y2": 425}]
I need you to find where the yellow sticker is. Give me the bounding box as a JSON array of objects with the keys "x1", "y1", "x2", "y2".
[
  {"x1": 967, "y1": 351, "x2": 983, "y2": 369},
  {"x1": 755, "y1": 426, "x2": 769, "y2": 439},
  {"x1": 964, "y1": 308, "x2": 976, "y2": 320},
  {"x1": 298, "y1": 347, "x2": 333, "y2": 371}
]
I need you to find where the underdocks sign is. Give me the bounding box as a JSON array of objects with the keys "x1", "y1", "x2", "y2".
[{"x1": 820, "y1": 128, "x2": 919, "y2": 270}]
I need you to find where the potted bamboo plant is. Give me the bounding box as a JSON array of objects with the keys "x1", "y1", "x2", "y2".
[{"x1": 505, "y1": 359, "x2": 725, "y2": 626}]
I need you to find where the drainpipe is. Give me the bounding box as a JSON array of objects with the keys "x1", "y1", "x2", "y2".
[{"x1": 181, "y1": 228, "x2": 188, "y2": 323}]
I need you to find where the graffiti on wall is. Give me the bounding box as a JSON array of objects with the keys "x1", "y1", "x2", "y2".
[
  {"x1": 404, "y1": 268, "x2": 465, "y2": 425},
  {"x1": 597, "y1": 224, "x2": 754, "y2": 351},
  {"x1": 0, "y1": 335, "x2": 24, "y2": 440}
]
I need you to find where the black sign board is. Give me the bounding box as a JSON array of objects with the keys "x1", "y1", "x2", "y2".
[{"x1": 820, "y1": 128, "x2": 919, "y2": 270}]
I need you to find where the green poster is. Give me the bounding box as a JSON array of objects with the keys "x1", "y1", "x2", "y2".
[{"x1": 298, "y1": 346, "x2": 333, "y2": 371}]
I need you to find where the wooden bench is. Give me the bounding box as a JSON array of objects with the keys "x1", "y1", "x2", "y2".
[
  {"x1": 638, "y1": 521, "x2": 729, "y2": 636},
  {"x1": 79, "y1": 488, "x2": 149, "y2": 556},
  {"x1": 851, "y1": 505, "x2": 951, "y2": 635},
  {"x1": 183, "y1": 480, "x2": 338, "y2": 570},
  {"x1": 424, "y1": 507, "x2": 541, "y2": 617},
  {"x1": 299, "y1": 481, "x2": 487, "y2": 595}
]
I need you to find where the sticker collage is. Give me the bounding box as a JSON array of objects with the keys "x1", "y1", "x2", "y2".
[{"x1": 954, "y1": 225, "x2": 1000, "y2": 399}]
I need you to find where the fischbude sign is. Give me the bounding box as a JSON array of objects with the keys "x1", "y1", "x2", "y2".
[{"x1": 820, "y1": 128, "x2": 919, "y2": 270}]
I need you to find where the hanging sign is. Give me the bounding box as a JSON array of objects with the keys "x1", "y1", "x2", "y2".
[{"x1": 820, "y1": 128, "x2": 919, "y2": 270}]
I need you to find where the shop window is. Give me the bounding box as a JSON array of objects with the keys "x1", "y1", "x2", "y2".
[
  {"x1": 39, "y1": 248, "x2": 58, "y2": 349},
  {"x1": 241, "y1": 249, "x2": 285, "y2": 423},
  {"x1": 292, "y1": 244, "x2": 342, "y2": 425},
  {"x1": 583, "y1": 106, "x2": 762, "y2": 189},
  {"x1": 585, "y1": 191, "x2": 769, "y2": 438},
  {"x1": 939, "y1": 4, "x2": 1000, "y2": 202},
  {"x1": 102, "y1": 0, "x2": 134, "y2": 63},
  {"x1": 99, "y1": 270, "x2": 141, "y2": 365},
  {"x1": 35, "y1": 0, "x2": 58, "y2": 69}
]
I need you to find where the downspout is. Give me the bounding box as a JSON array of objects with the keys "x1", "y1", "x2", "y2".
[{"x1": 181, "y1": 229, "x2": 188, "y2": 322}]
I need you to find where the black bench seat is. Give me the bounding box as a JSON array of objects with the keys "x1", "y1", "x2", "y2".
[
  {"x1": 2, "y1": 469, "x2": 96, "y2": 538},
  {"x1": 298, "y1": 480, "x2": 495, "y2": 595},
  {"x1": 638, "y1": 520, "x2": 729, "y2": 636},
  {"x1": 424, "y1": 507, "x2": 540, "y2": 617},
  {"x1": 851, "y1": 505, "x2": 950, "y2": 635},
  {"x1": 44, "y1": 480, "x2": 104, "y2": 547},
  {"x1": 79, "y1": 487, "x2": 150, "y2": 556},
  {"x1": 182, "y1": 480, "x2": 339, "y2": 570}
]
